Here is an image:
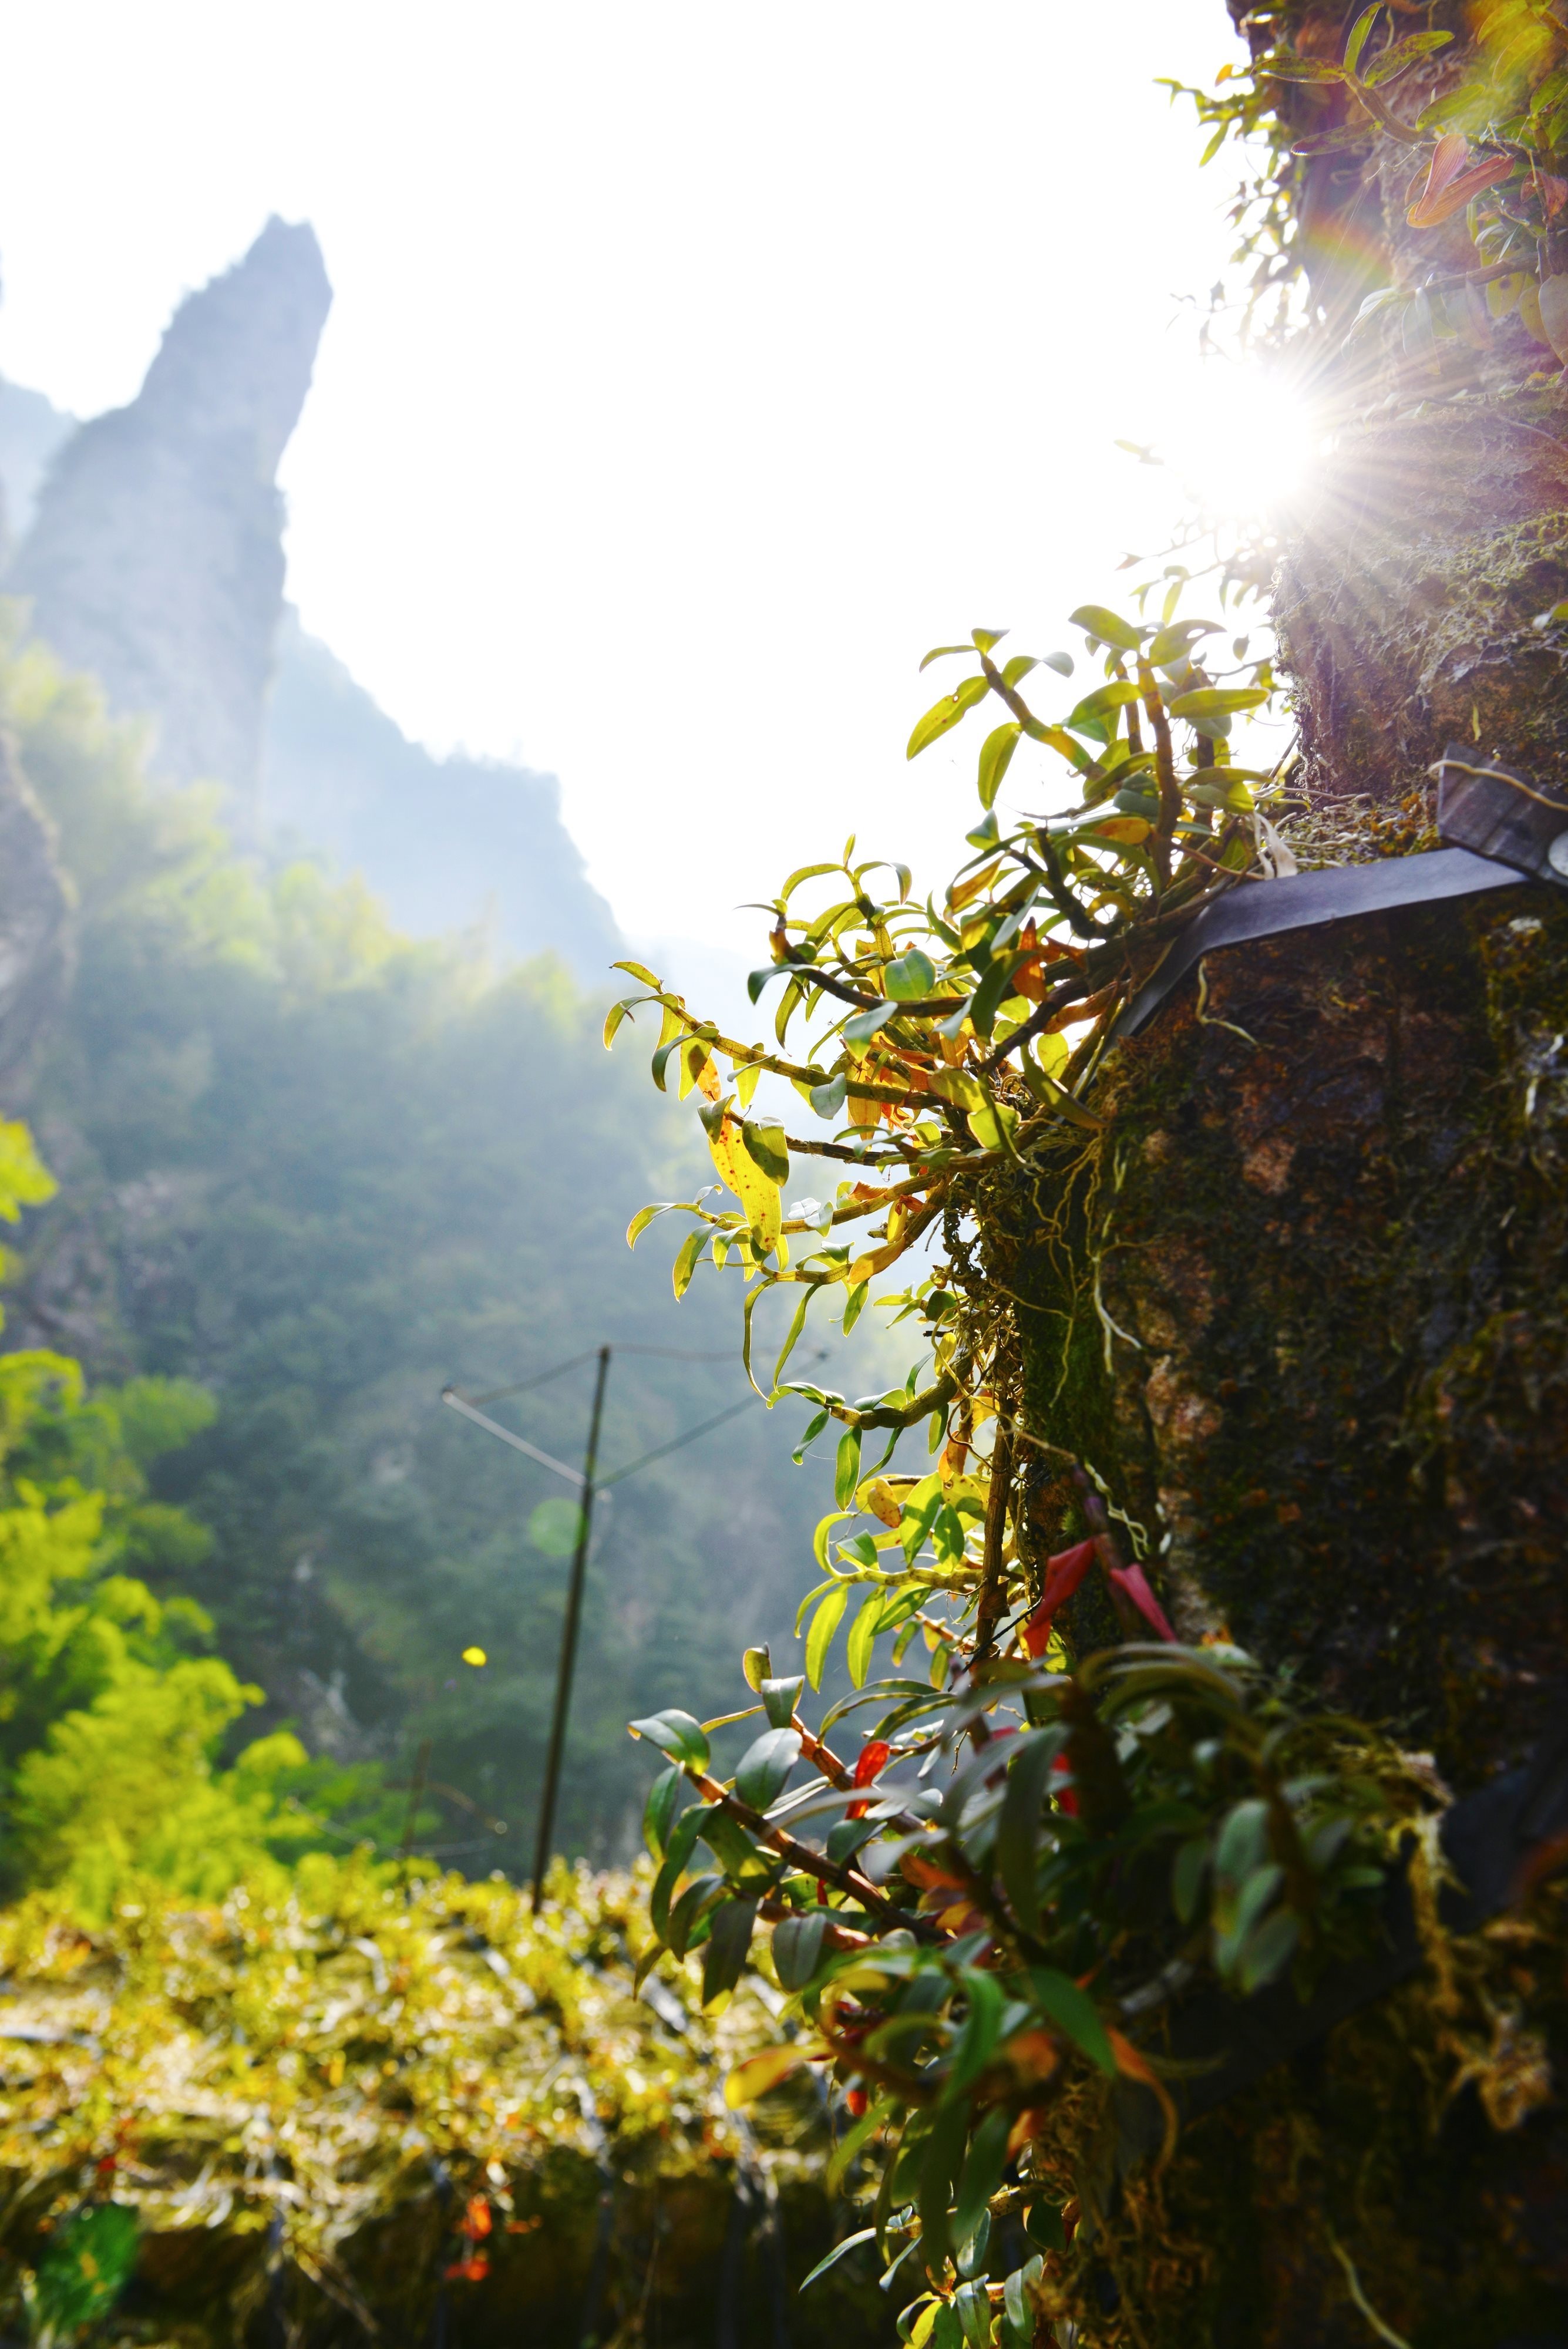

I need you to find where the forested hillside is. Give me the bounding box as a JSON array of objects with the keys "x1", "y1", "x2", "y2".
[{"x1": 0, "y1": 617, "x2": 851, "y2": 1866}]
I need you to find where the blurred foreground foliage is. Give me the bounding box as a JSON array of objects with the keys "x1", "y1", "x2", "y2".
[{"x1": 0, "y1": 1857, "x2": 888, "y2": 2349}]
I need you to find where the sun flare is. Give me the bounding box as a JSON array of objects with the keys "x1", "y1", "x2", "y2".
[{"x1": 1153, "y1": 365, "x2": 1324, "y2": 524}]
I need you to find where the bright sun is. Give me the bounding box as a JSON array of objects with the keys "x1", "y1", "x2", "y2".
[{"x1": 1153, "y1": 366, "x2": 1323, "y2": 525}]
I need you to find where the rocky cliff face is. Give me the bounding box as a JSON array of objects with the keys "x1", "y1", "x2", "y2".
[
  {"x1": 263, "y1": 615, "x2": 621, "y2": 981},
  {"x1": 8, "y1": 218, "x2": 331, "y2": 813}
]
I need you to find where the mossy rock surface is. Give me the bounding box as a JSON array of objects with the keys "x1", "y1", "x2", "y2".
[{"x1": 1004, "y1": 890, "x2": 1568, "y2": 1783}]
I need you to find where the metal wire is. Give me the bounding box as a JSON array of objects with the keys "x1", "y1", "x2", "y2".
[
  {"x1": 465, "y1": 1350, "x2": 600, "y2": 1406},
  {"x1": 598, "y1": 1396, "x2": 760, "y2": 1489},
  {"x1": 464, "y1": 1343, "x2": 736, "y2": 1406}
]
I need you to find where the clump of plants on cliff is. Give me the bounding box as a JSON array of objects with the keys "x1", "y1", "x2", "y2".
[{"x1": 608, "y1": 541, "x2": 1563, "y2": 2336}]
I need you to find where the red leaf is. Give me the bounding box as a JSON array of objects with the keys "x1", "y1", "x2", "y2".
[
  {"x1": 1106, "y1": 1561, "x2": 1177, "y2": 1643},
  {"x1": 847, "y1": 1736, "x2": 893, "y2": 1820},
  {"x1": 1022, "y1": 1539, "x2": 1098, "y2": 1657},
  {"x1": 1407, "y1": 136, "x2": 1512, "y2": 227},
  {"x1": 1051, "y1": 1752, "x2": 1079, "y2": 1817},
  {"x1": 462, "y1": 2196, "x2": 493, "y2": 2240}
]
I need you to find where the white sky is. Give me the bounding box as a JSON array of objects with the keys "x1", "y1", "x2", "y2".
[{"x1": 0, "y1": 1, "x2": 1255, "y2": 955}]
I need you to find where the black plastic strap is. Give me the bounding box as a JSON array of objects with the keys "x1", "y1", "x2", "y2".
[{"x1": 1118, "y1": 845, "x2": 1527, "y2": 1038}]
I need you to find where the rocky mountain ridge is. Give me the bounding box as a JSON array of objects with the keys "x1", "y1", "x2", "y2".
[{"x1": 0, "y1": 220, "x2": 619, "y2": 986}]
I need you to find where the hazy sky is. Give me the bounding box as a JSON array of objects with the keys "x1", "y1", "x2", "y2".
[{"x1": 0, "y1": 2, "x2": 1257, "y2": 954}]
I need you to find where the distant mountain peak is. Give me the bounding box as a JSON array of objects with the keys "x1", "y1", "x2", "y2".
[
  {"x1": 8, "y1": 218, "x2": 332, "y2": 809},
  {"x1": 139, "y1": 216, "x2": 331, "y2": 476}
]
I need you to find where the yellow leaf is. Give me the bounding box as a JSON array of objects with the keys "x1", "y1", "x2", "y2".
[
  {"x1": 1035, "y1": 1031, "x2": 1070, "y2": 1082},
  {"x1": 947, "y1": 859, "x2": 1000, "y2": 913},
  {"x1": 707, "y1": 1113, "x2": 781, "y2": 1253},
  {"x1": 847, "y1": 1236, "x2": 909, "y2": 1286},
  {"x1": 1086, "y1": 815, "x2": 1150, "y2": 844},
  {"x1": 857, "y1": 1477, "x2": 906, "y2": 1527},
  {"x1": 725, "y1": 2044, "x2": 806, "y2": 2107}
]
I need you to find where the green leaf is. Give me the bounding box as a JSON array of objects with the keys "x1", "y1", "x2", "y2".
[
  {"x1": 917, "y1": 2096, "x2": 972, "y2": 2281},
  {"x1": 977, "y1": 722, "x2": 1021, "y2": 810},
  {"x1": 846, "y1": 1591, "x2": 884, "y2": 1689},
  {"x1": 907, "y1": 676, "x2": 989, "y2": 759},
  {"x1": 965, "y1": 1101, "x2": 1019, "y2": 1153},
  {"x1": 742, "y1": 1119, "x2": 790, "y2": 1185},
  {"x1": 630, "y1": 1708, "x2": 711, "y2": 1773},
  {"x1": 954, "y1": 2280, "x2": 992, "y2": 2349},
  {"x1": 1237, "y1": 1906, "x2": 1301, "y2": 1993},
  {"x1": 997, "y1": 1728, "x2": 1069, "y2": 1933},
  {"x1": 1023, "y1": 2202, "x2": 1066, "y2": 2253},
  {"x1": 1172, "y1": 1833, "x2": 1209, "y2": 1924},
  {"x1": 1065, "y1": 679, "x2": 1141, "y2": 735},
  {"x1": 1068, "y1": 604, "x2": 1145, "y2": 652},
  {"x1": 1215, "y1": 1798, "x2": 1270, "y2": 1884},
  {"x1": 920, "y1": 644, "x2": 972, "y2": 672},
  {"x1": 806, "y1": 1583, "x2": 850, "y2": 1688},
  {"x1": 886, "y1": 948, "x2": 938, "y2": 1002},
  {"x1": 955, "y1": 2209, "x2": 991, "y2": 2281},
  {"x1": 762, "y1": 1673, "x2": 805, "y2": 1727},
  {"x1": 1166, "y1": 686, "x2": 1269, "y2": 718},
  {"x1": 644, "y1": 1764, "x2": 684, "y2": 1860},
  {"x1": 1041, "y1": 650, "x2": 1074, "y2": 677},
  {"x1": 1004, "y1": 2259, "x2": 1045, "y2": 2343},
  {"x1": 735, "y1": 1726, "x2": 803, "y2": 1809},
  {"x1": 946, "y1": 1968, "x2": 1004, "y2": 2096},
  {"x1": 672, "y1": 1229, "x2": 706, "y2": 1301},
  {"x1": 1344, "y1": 2, "x2": 1381, "y2": 75},
  {"x1": 967, "y1": 953, "x2": 1021, "y2": 1042},
  {"x1": 1147, "y1": 618, "x2": 1220, "y2": 667},
  {"x1": 702, "y1": 1894, "x2": 759, "y2": 2001},
  {"x1": 1027, "y1": 1966, "x2": 1116, "y2": 2076},
  {"x1": 35, "y1": 2207, "x2": 140, "y2": 2338},
  {"x1": 836, "y1": 1426, "x2": 864, "y2": 1507},
  {"x1": 844, "y1": 1004, "x2": 894, "y2": 1046},
  {"x1": 627, "y1": 1199, "x2": 680, "y2": 1247},
  {"x1": 811, "y1": 1073, "x2": 848, "y2": 1118},
  {"x1": 843, "y1": 1281, "x2": 869, "y2": 1334},
  {"x1": 613, "y1": 958, "x2": 663, "y2": 987},
  {"x1": 668, "y1": 1870, "x2": 724, "y2": 1958},
  {"x1": 1362, "y1": 28, "x2": 1451, "y2": 84},
  {"x1": 603, "y1": 996, "x2": 639, "y2": 1048},
  {"x1": 791, "y1": 1409, "x2": 831, "y2": 1468},
  {"x1": 773, "y1": 1907, "x2": 830, "y2": 1990},
  {"x1": 699, "y1": 1806, "x2": 770, "y2": 1878},
  {"x1": 747, "y1": 964, "x2": 794, "y2": 1004},
  {"x1": 971, "y1": 627, "x2": 1007, "y2": 654},
  {"x1": 1263, "y1": 52, "x2": 1345, "y2": 81},
  {"x1": 651, "y1": 1806, "x2": 708, "y2": 1937},
  {"x1": 799, "y1": 2229, "x2": 879, "y2": 2292}
]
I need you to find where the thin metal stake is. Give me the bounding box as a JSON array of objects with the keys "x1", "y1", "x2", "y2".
[{"x1": 531, "y1": 1344, "x2": 611, "y2": 1911}]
